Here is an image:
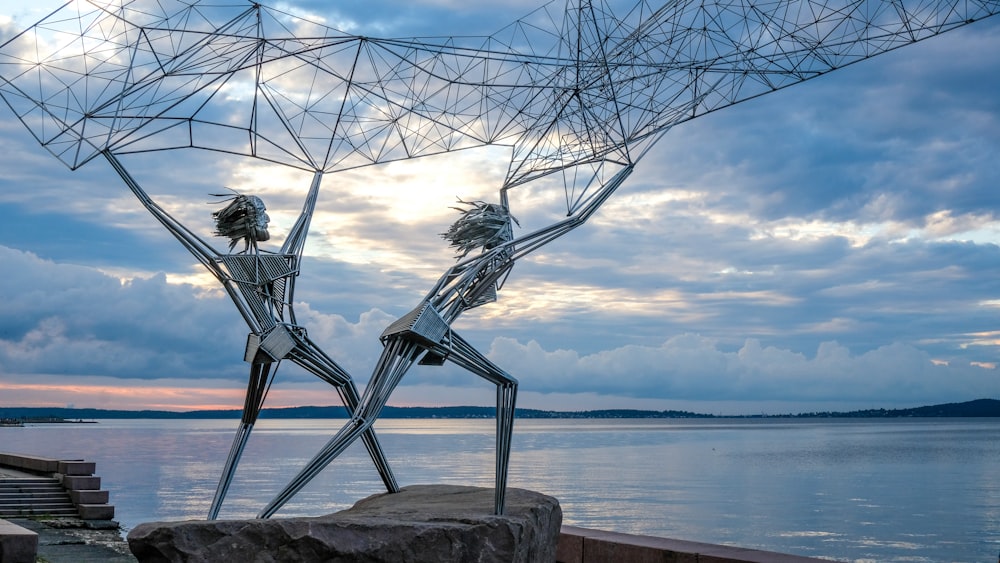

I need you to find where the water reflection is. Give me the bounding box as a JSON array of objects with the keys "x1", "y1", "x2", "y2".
[{"x1": 0, "y1": 418, "x2": 997, "y2": 562}]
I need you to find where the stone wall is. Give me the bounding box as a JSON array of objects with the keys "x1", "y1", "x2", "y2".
[{"x1": 556, "y1": 525, "x2": 839, "y2": 563}]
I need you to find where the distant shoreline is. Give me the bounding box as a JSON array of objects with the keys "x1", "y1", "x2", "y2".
[{"x1": 1, "y1": 398, "x2": 997, "y2": 421}]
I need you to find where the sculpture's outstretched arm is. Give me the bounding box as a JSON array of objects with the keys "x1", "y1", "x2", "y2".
[
  {"x1": 428, "y1": 161, "x2": 636, "y2": 322},
  {"x1": 103, "y1": 151, "x2": 262, "y2": 329},
  {"x1": 278, "y1": 171, "x2": 321, "y2": 326},
  {"x1": 104, "y1": 151, "x2": 225, "y2": 279}
]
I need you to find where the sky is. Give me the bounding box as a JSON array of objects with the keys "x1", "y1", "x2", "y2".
[{"x1": 0, "y1": 0, "x2": 998, "y2": 415}]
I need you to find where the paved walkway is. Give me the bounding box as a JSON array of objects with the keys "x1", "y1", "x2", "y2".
[{"x1": 11, "y1": 518, "x2": 137, "y2": 563}]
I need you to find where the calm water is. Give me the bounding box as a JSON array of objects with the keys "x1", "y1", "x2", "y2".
[{"x1": 1, "y1": 417, "x2": 997, "y2": 562}]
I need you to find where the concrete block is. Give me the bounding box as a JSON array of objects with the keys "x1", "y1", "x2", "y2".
[
  {"x1": 0, "y1": 518, "x2": 38, "y2": 563},
  {"x1": 58, "y1": 460, "x2": 95, "y2": 476},
  {"x1": 78, "y1": 504, "x2": 116, "y2": 520},
  {"x1": 70, "y1": 489, "x2": 110, "y2": 504},
  {"x1": 583, "y1": 536, "x2": 699, "y2": 563},
  {"x1": 556, "y1": 527, "x2": 584, "y2": 563},
  {"x1": 0, "y1": 453, "x2": 60, "y2": 474},
  {"x1": 62, "y1": 475, "x2": 101, "y2": 490},
  {"x1": 558, "y1": 525, "x2": 833, "y2": 563},
  {"x1": 29, "y1": 457, "x2": 59, "y2": 473}
]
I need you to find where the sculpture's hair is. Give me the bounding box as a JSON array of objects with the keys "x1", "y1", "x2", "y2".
[
  {"x1": 442, "y1": 199, "x2": 518, "y2": 258},
  {"x1": 212, "y1": 191, "x2": 270, "y2": 250}
]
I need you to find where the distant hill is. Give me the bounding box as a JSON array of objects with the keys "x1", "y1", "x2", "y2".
[
  {"x1": 0, "y1": 399, "x2": 997, "y2": 420},
  {"x1": 787, "y1": 398, "x2": 1000, "y2": 418},
  {"x1": 0, "y1": 405, "x2": 711, "y2": 421}
]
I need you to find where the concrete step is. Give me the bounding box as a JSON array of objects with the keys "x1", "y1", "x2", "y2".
[
  {"x1": 0, "y1": 488, "x2": 69, "y2": 497},
  {"x1": 0, "y1": 504, "x2": 78, "y2": 517},
  {"x1": 0, "y1": 489, "x2": 64, "y2": 496},
  {"x1": 0, "y1": 479, "x2": 62, "y2": 489},
  {"x1": 0, "y1": 483, "x2": 62, "y2": 491},
  {"x1": 0, "y1": 491, "x2": 70, "y2": 499},
  {"x1": 0, "y1": 510, "x2": 78, "y2": 518},
  {"x1": 0, "y1": 478, "x2": 60, "y2": 486},
  {"x1": 0, "y1": 490, "x2": 66, "y2": 498},
  {"x1": 0, "y1": 494, "x2": 73, "y2": 505},
  {"x1": 0, "y1": 505, "x2": 75, "y2": 513},
  {"x1": 0, "y1": 494, "x2": 66, "y2": 503},
  {"x1": 0, "y1": 474, "x2": 75, "y2": 518},
  {"x1": 0, "y1": 484, "x2": 64, "y2": 492}
]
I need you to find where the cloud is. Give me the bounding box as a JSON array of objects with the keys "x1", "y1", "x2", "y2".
[
  {"x1": 637, "y1": 19, "x2": 1000, "y2": 225},
  {"x1": 288, "y1": 0, "x2": 546, "y2": 36},
  {"x1": 486, "y1": 335, "x2": 997, "y2": 407},
  {"x1": 0, "y1": 1, "x2": 998, "y2": 414},
  {"x1": 0, "y1": 246, "x2": 246, "y2": 380}
]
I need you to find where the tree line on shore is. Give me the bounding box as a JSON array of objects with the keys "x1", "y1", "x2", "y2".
[{"x1": 0, "y1": 399, "x2": 997, "y2": 421}]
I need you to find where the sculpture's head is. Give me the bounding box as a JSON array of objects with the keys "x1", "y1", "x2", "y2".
[
  {"x1": 212, "y1": 192, "x2": 271, "y2": 251},
  {"x1": 442, "y1": 199, "x2": 518, "y2": 259},
  {"x1": 247, "y1": 196, "x2": 271, "y2": 241}
]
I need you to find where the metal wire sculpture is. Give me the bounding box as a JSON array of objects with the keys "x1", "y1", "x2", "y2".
[
  {"x1": 1, "y1": 0, "x2": 997, "y2": 516},
  {"x1": 104, "y1": 155, "x2": 400, "y2": 520}
]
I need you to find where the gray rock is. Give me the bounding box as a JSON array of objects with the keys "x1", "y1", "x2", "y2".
[{"x1": 127, "y1": 485, "x2": 562, "y2": 563}]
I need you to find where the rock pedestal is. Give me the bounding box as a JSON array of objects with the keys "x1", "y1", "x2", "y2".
[{"x1": 128, "y1": 485, "x2": 562, "y2": 563}]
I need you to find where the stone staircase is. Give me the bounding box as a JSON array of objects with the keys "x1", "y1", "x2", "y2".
[
  {"x1": 0, "y1": 453, "x2": 115, "y2": 520},
  {"x1": 0, "y1": 477, "x2": 77, "y2": 518}
]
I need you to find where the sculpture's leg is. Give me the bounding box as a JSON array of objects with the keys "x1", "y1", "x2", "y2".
[
  {"x1": 258, "y1": 337, "x2": 423, "y2": 518},
  {"x1": 444, "y1": 332, "x2": 519, "y2": 515},
  {"x1": 208, "y1": 361, "x2": 276, "y2": 519},
  {"x1": 338, "y1": 378, "x2": 400, "y2": 492},
  {"x1": 286, "y1": 336, "x2": 400, "y2": 493}
]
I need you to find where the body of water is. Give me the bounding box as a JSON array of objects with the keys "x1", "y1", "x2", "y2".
[{"x1": 0, "y1": 417, "x2": 996, "y2": 562}]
